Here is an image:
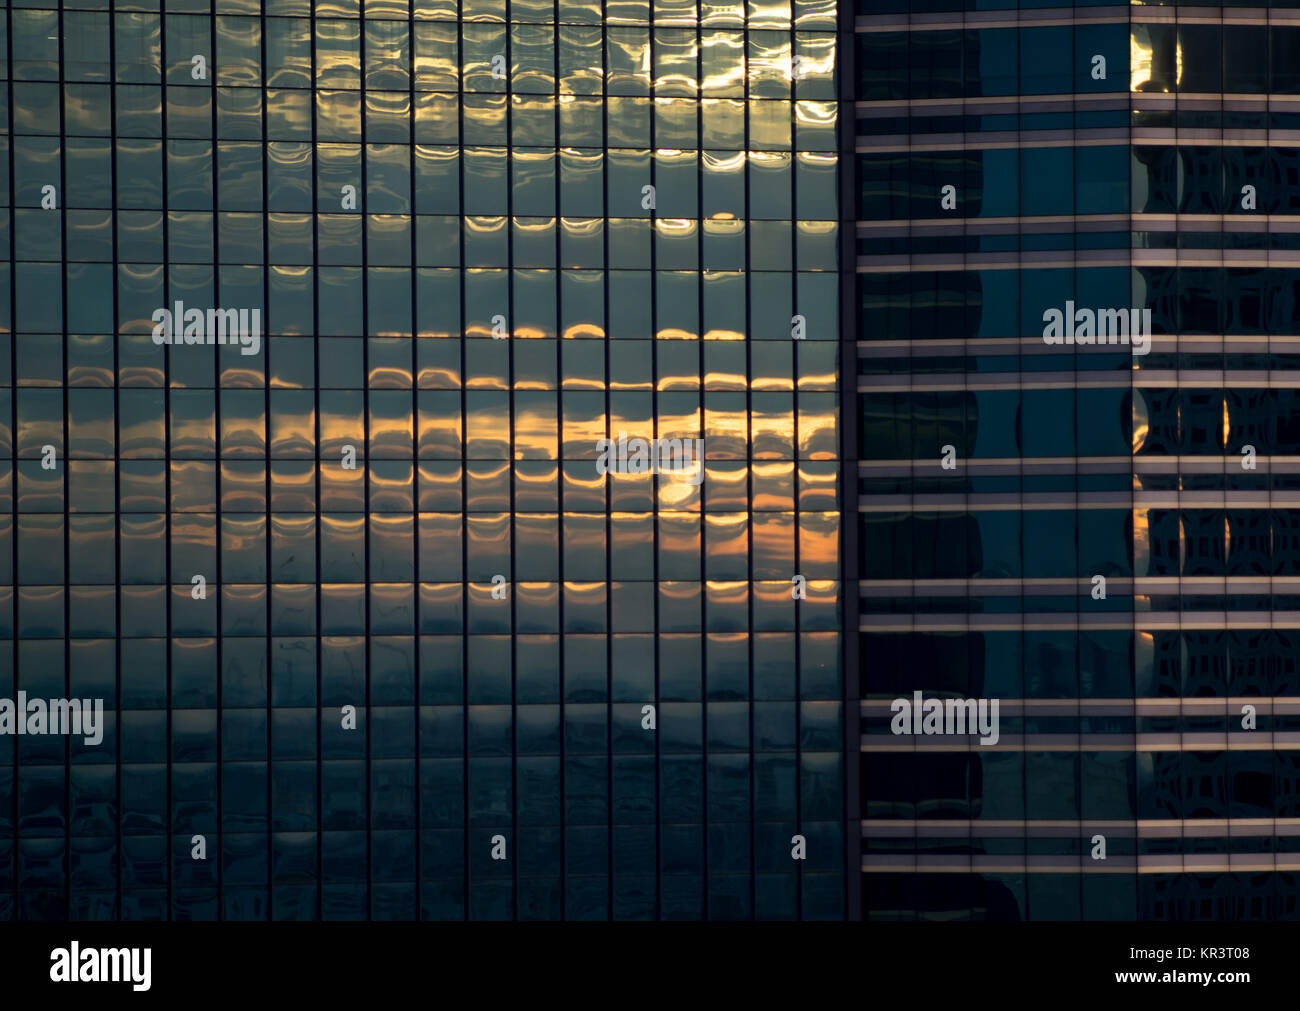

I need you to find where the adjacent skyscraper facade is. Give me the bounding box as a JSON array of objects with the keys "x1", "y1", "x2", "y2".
[
  {"x1": 1, "y1": 0, "x2": 847, "y2": 918},
  {"x1": 858, "y1": 1, "x2": 1300, "y2": 920}
]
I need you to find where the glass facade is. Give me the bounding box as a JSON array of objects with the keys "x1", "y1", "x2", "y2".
[
  {"x1": 0, "y1": 0, "x2": 846, "y2": 919},
  {"x1": 859, "y1": 1, "x2": 1300, "y2": 920}
]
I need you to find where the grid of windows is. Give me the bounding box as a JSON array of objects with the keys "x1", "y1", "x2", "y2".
[
  {"x1": 0, "y1": 0, "x2": 845, "y2": 920},
  {"x1": 858, "y1": 2, "x2": 1300, "y2": 922}
]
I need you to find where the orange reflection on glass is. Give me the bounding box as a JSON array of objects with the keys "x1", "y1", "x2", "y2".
[
  {"x1": 465, "y1": 391, "x2": 511, "y2": 458},
  {"x1": 657, "y1": 471, "x2": 701, "y2": 511},
  {"x1": 221, "y1": 462, "x2": 268, "y2": 512},
  {"x1": 656, "y1": 393, "x2": 701, "y2": 441},
  {"x1": 172, "y1": 637, "x2": 217, "y2": 667},
  {"x1": 796, "y1": 460, "x2": 838, "y2": 510},
  {"x1": 417, "y1": 461, "x2": 462, "y2": 510},
  {"x1": 272, "y1": 584, "x2": 315, "y2": 629},
  {"x1": 560, "y1": 511, "x2": 605, "y2": 557},
  {"x1": 318, "y1": 393, "x2": 363, "y2": 454},
  {"x1": 801, "y1": 578, "x2": 841, "y2": 624},
  {"x1": 611, "y1": 512, "x2": 653, "y2": 574},
  {"x1": 513, "y1": 460, "x2": 556, "y2": 509},
  {"x1": 222, "y1": 584, "x2": 268, "y2": 628},
  {"x1": 418, "y1": 582, "x2": 463, "y2": 632},
  {"x1": 797, "y1": 358, "x2": 838, "y2": 393},
  {"x1": 218, "y1": 396, "x2": 267, "y2": 459},
  {"x1": 797, "y1": 394, "x2": 838, "y2": 459},
  {"x1": 364, "y1": 395, "x2": 408, "y2": 454},
  {"x1": 466, "y1": 581, "x2": 510, "y2": 634},
  {"x1": 466, "y1": 511, "x2": 511, "y2": 559},
  {"x1": 116, "y1": 393, "x2": 164, "y2": 459},
  {"x1": 659, "y1": 579, "x2": 701, "y2": 612},
  {"x1": 269, "y1": 392, "x2": 317, "y2": 454},
  {"x1": 415, "y1": 336, "x2": 461, "y2": 389},
  {"x1": 563, "y1": 322, "x2": 605, "y2": 341},
  {"x1": 118, "y1": 264, "x2": 164, "y2": 337},
  {"x1": 169, "y1": 394, "x2": 216, "y2": 457},
  {"x1": 321, "y1": 511, "x2": 364, "y2": 548},
  {"x1": 563, "y1": 580, "x2": 606, "y2": 609},
  {"x1": 658, "y1": 511, "x2": 701, "y2": 568},
  {"x1": 752, "y1": 347, "x2": 795, "y2": 392},
  {"x1": 171, "y1": 512, "x2": 216, "y2": 556},
  {"x1": 370, "y1": 513, "x2": 415, "y2": 562},
  {"x1": 655, "y1": 217, "x2": 696, "y2": 241},
  {"x1": 567, "y1": 464, "x2": 608, "y2": 507},
  {"x1": 705, "y1": 461, "x2": 748, "y2": 510},
  {"x1": 466, "y1": 460, "x2": 510, "y2": 511},
  {"x1": 271, "y1": 514, "x2": 316, "y2": 558},
  {"x1": 320, "y1": 462, "x2": 366, "y2": 511},
  {"x1": 170, "y1": 461, "x2": 216, "y2": 512},
  {"x1": 369, "y1": 461, "x2": 415, "y2": 511},
  {"x1": 751, "y1": 579, "x2": 795, "y2": 630},
  {"x1": 752, "y1": 510, "x2": 794, "y2": 575},
  {"x1": 703, "y1": 356, "x2": 746, "y2": 388},
  {"x1": 270, "y1": 461, "x2": 316, "y2": 512},
  {"x1": 751, "y1": 393, "x2": 795, "y2": 459},
  {"x1": 517, "y1": 578, "x2": 560, "y2": 605},
  {"x1": 1132, "y1": 506, "x2": 1150, "y2": 576},
  {"x1": 704, "y1": 393, "x2": 748, "y2": 458},
  {"x1": 610, "y1": 393, "x2": 654, "y2": 439},
  {"x1": 798, "y1": 510, "x2": 839, "y2": 571},
  {"x1": 705, "y1": 511, "x2": 749, "y2": 568},
  {"x1": 705, "y1": 580, "x2": 749, "y2": 629},
  {"x1": 562, "y1": 392, "x2": 607, "y2": 452},
  {"x1": 220, "y1": 361, "x2": 265, "y2": 390}
]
